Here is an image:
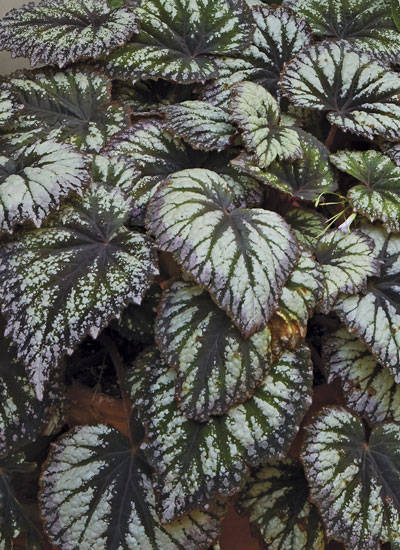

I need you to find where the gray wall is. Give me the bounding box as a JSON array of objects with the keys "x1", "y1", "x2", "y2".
[{"x1": 0, "y1": 0, "x2": 39, "y2": 74}]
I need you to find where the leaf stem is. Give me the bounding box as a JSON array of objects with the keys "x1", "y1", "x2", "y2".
[{"x1": 325, "y1": 125, "x2": 337, "y2": 149}]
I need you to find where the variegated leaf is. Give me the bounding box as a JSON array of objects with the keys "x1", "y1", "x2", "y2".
[
  {"x1": 314, "y1": 229, "x2": 379, "y2": 313},
  {"x1": 302, "y1": 407, "x2": 400, "y2": 549},
  {"x1": 0, "y1": 86, "x2": 19, "y2": 126},
  {"x1": 331, "y1": 150, "x2": 400, "y2": 232},
  {"x1": 0, "y1": 184, "x2": 158, "y2": 398},
  {"x1": 323, "y1": 328, "x2": 400, "y2": 424},
  {"x1": 0, "y1": 139, "x2": 90, "y2": 233},
  {"x1": 280, "y1": 42, "x2": 400, "y2": 141},
  {"x1": 128, "y1": 345, "x2": 313, "y2": 522},
  {"x1": 6, "y1": 67, "x2": 130, "y2": 153},
  {"x1": 284, "y1": 207, "x2": 327, "y2": 250},
  {"x1": 155, "y1": 280, "x2": 272, "y2": 421},
  {"x1": 0, "y1": 0, "x2": 138, "y2": 68},
  {"x1": 102, "y1": 0, "x2": 253, "y2": 83},
  {"x1": 162, "y1": 101, "x2": 235, "y2": 151},
  {"x1": 232, "y1": 131, "x2": 336, "y2": 200},
  {"x1": 336, "y1": 224, "x2": 400, "y2": 379},
  {"x1": 237, "y1": 460, "x2": 326, "y2": 550},
  {"x1": 229, "y1": 81, "x2": 302, "y2": 169},
  {"x1": 40, "y1": 424, "x2": 226, "y2": 550},
  {"x1": 383, "y1": 142, "x2": 400, "y2": 167},
  {"x1": 147, "y1": 168, "x2": 299, "y2": 337},
  {"x1": 284, "y1": 0, "x2": 400, "y2": 63}
]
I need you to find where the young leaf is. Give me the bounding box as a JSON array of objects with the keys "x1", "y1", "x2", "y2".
[
  {"x1": 162, "y1": 101, "x2": 235, "y2": 152},
  {"x1": 229, "y1": 81, "x2": 302, "y2": 169},
  {"x1": 7, "y1": 67, "x2": 130, "y2": 153},
  {"x1": 102, "y1": 0, "x2": 253, "y2": 83},
  {"x1": 0, "y1": 0, "x2": 138, "y2": 68},
  {"x1": 314, "y1": 229, "x2": 380, "y2": 313},
  {"x1": 0, "y1": 184, "x2": 158, "y2": 398},
  {"x1": 284, "y1": 207, "x2": 327, "y2": 250},
  {"x1": 237, "y1": 459, "x2": 326, "y2": 550},
  {"x1": 284, "y1": 0, "x2": 400, "y2": 63},
  {"x1": 280, "y1": 41, "x2": 400, "y2": 141},
  {"x1": 128, "y1": 345, "x2": 313, "y2": 522},
  {"x1": 40, "y1": 424, "x2": 226, "y2": 550},
  {"x1": 331, "y1": 150, "x2": 400, "y2": 232},
  {"x1": 146, "y1": 168, "x2": 299, "y2": 337},
  {"x1": 233, "y1": 131, "x2": 337, "y2": 201},
  {"x1": 323, "y1": 328, "x2": 400, "y2": 424},
  {"x1": 302, "y1": 407, "x2": 400, "y2": 549},
  {"x1": 0, "y1": 86, "x2": 20, "y2": 126},
  {"x1": 336, "y1": 224, "x2": 400, "y2": 379},
  {"x1": 155, "y1": 280, "x2": 272, "y2": 421},
  {"x1": 0, "y1": 139, "x2": 90, "y2": 233}
]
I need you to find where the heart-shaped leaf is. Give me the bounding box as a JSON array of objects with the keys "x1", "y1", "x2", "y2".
[
  {"x1": 237, "y1": 459, "x2": 326, "y2": 550},
  {"x1": 147, "y1": 168, "x2": 299, "y2": 337},
  {"x1": 336, "y1": 224, "x2": 400, "y2": 379},
  {"x1": 302, "y1": 407, "x2": 400, "y2": 549},
  {"x1": 6, "y1": 67, "x2": 130, "y2": 153},
  {"x1": 314, "y1": 229, "x2": 379, "y2": 313},
  {"x1": 0, "y1": 139, "x2": 90, "y2": 233},
  {"x1": 0, "y1": 184, "x2": 158, "y2": 398},
  {"x1": 0, "y1": 0, "x2": 138, "y2": 68},
  {"x1": 284, "y1": 0, "x2": 400, "y2": 63},
  {"x1": 229, "y1": 81, "x2": 302, "y2": 169},
  {"x1": 128, "y1": 345, "x2": 312, "y2": 522},
  {"x1": 0, "y1": 86, "x2": 19, "y2": 126},
  {"x1": 323, "y1": 328, "x2": 400, "y2": 424},
  {"x1": 280, "y1": 42, "x2": 400, "y2": 141},
  {"x1": 331, "y1": 150, "x2": 400, "y2": 232},
  {"x1": 40, "y1": 424, "x2": 226, "y2": 550},
  {"x1": 284, "y1": 207, "x2": 327, "y2": 250},
  {"x1": 102, "y1": 0, "x2": 252, "y2": 83},
  {"x1": 155, "y1": 280, "x2": 272, "y2": 421},
  {"x1": 162, "y1": 101, "x2": 235, "y2": 151}
]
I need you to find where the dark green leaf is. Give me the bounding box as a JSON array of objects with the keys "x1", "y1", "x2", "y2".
[{"x1": 284, "y1": 208, "x2": 327, "y2": 250}]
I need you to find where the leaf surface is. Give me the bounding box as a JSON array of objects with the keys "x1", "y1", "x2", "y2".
[
  {"x1": 0, "y1": 86, "x2": 19, "y2": 126},
  {"x1": 284, "y1": 207, "x2": 326, "y2": 250}
]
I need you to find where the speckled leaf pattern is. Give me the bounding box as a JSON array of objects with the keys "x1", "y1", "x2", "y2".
[
  {"x1": 0, "y1": 184, "x2": 158, "y2": 398},
  {"x1": 103, "y1": 0, "x2": 252, "y2": 83},
  {"x1": 128, "y1": 345, "x2": 313, "y2": 522},
  {"x1": 237, "y1": 460, "x2": 326, "y2": 550},
  {"x1": 0, "y1": 86, "x2": 19, "y2": 126},
  {"x1": 155, "y1": 281, "x2": 272, "y2": 421},
  {"x1": 314, "y1": 229, "x2": 379, "y2": 313},
  {"x1": 147, "y1": 168, "x2": 299, "y2": 337},
  {"x1": 0, "y1": 140, "x2": 90, "y2": 233},
  {"x1": 229, "y1": 82, "x2": 302, "y2": 168},
  {"x1": 39, "y1": 424, "x2": 226, "y2": 550},
  {"x1": 280, "y1": 42, "x2": 400, "y2": 141},
  {"x1": 162, "y1": 101, "x2": 235, "y2": 151},
  {"x1": 323, "y1": 328, "x2": 400, "y2": 424},
  {"x1": 302, "y1": 407, "x2": 400, "y2": 549},
  {"x1": 284, "y1": 0, "x2": 400, "y2": 63},
  {"x1": 336, "y1": 225, "x2": 400, "y2": 379},
  {"x1": 331, "y1": 150, "x2": 400, "y2": 232},
  {"x1": 284, "y1": 208, "x2": 327, "y2": 250},
  {"x1": 0, "y1": 0, "x2": 138, "y2": 68},
  {"x1": 8, "y1": 67, "x2": 130, "y2": 153},
  {"x1": 233, "y1": 131, "x2": 336, "y2": 200}
]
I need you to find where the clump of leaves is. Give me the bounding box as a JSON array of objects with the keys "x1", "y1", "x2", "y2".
[{"x1": 0, "y1": 1, "x2": 400, "y2": 549}]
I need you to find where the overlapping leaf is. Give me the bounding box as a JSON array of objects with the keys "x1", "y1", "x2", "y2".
[
  {"x1": 147, "y1": 168, "x2": 299, "y2": 337},
  {"x1": 284, "y1": 0, "x2": 400, "y2": 63},
  {"x1": 237, "y1": 460, "x2": 326, "y2": 550},
  {"x1": 0, "y1": 0, "x2": 138, "y2": 68},
  {"x1": 323, "y1": 328, "x2": 400, "y2": 424},
  {"x1": 336, "y1": 224, "x2": 400, "y2": 379},
  {"x1": 6, "y1": 67, "x2": 130, "y2": 153},
  {"x1": 0, "y1": 86, "x2": 19, "y2": 126},
  {"x1": 155, "y1": 281, "x2": 272, "y2": 421},
  {"x1": 284, "y1": 207, "x2": 327, "y2": 250},
  {"x1": 0, "y1": 139, "x2": 90, "y2": 233},
  {"x1": 162, "y1": 101, "x2": 235, "y2": 151},
  {"x1": 302, "y1": 407, "x2": 400, "y2": 549},
  {"x1": 280, "y1": 42, "x2": 400, "y2": 141},
  {"x1": 128, "y1": 345, "x2": 313, "y2": 522},
  {"x1": 229, "y1": 81, "x2": 302, "y2": 169},
  {"x1": 331, "y1": 150, "x2": 400, "y2": 232},
  {"x1": 102, "y1": 0, "x2": 253, "y2": 83},
  {"x1": 314, "y1": 229, "x2": 379, "y2": 313},
  {"x1": 0, "y1": 184, "x2": 158, "y2": 398},
  {"x1": 40, "y1": 424, "x2": 226, "y2": 550}
]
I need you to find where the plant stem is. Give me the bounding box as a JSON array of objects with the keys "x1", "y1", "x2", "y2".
[{"x1": 325, "y1": 125, "x2": 337, "y2": 149}]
